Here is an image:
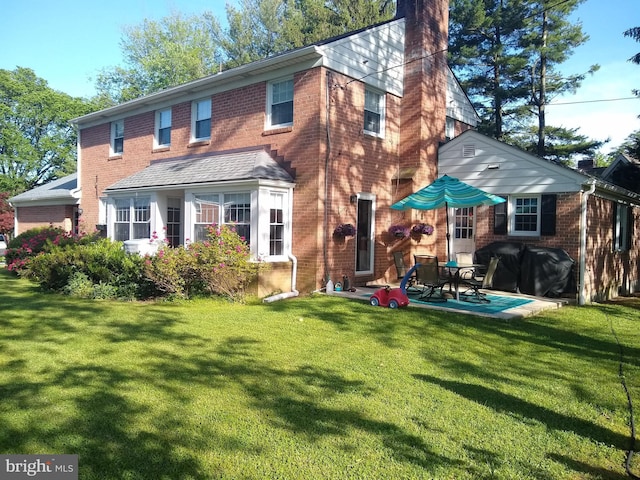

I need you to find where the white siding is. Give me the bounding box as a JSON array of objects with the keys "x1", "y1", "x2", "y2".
[
  {"x1": 446, "y1": 70, "x2": 478, "y2": 126},
  {"x1": 438, "y1": 130, "x2": 587, "y2": 195},
  {"x1": 320, "y1": 20, "x2": 405, "y2": 96}
]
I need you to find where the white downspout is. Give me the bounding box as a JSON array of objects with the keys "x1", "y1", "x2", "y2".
[
  {"x1": 579, "y1": 180, "x2": 596, "y2": 305},
  {"x1": 263, "y1": 253, "x2": 299, "y2": 303}
]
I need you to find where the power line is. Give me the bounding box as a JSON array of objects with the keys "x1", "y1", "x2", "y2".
[{"x1": 547, "y1": 97, "x2": 639, "y2": 106}]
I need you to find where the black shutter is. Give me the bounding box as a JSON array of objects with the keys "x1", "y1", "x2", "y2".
[
  {"x1": 626, "y1": 205, "x2": 634, "y2": 250},
  {"x1": 494, "y1": 197, "x2": 507, "y2": 235},
  {"x1": 540, "y1": 194, "x2": 556, "y2": 236},
  {"x1": 612, "y1": 203, "x2": 618, "y2": 249}
]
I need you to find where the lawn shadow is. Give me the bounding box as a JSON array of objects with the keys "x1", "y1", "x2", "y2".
[
  {"x1": 414, "y1": 374, "x2": 629, "y2": 450},
  {"x1": 546, "y1": 453, "x2": 630, "y2": 480}
]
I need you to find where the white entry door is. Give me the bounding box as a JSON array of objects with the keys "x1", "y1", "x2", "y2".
[{"x1": 450, "y1": 206, "x2": 475, "y2": 258}]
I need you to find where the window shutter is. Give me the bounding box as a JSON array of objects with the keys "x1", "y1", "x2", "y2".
[
  {"x1": 612, "y1": 203, "x2": 618, "y2": 249},
  {"x1": 540, "y1": 194, "x2": 556, "y2": 236},
  {"x1": 626, "y1": 206, "x2": 634, "y2": 249},
  {"x1": 494, "y1": 197, "x2": 507, "y2": 235}
]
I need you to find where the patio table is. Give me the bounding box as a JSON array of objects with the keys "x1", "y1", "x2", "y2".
[{"x1": 443, "y1": 261, "x2": 486, "y2": 302}]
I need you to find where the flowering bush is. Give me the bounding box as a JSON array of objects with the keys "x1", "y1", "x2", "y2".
[
  {"x1": 411, "y1": 223, "x2": 434, "y2": 235},
  {"x1": 144, "y1": 223, "x2": 261, "y2": 301},
  {"x1": 388, "y1": 224, "x2": 410, "y2": 238},
  {"x1": 5, "y1": 227, "x2": 99, "y2": 273},
  {"x1": 333, "y1": 223, "x2": 357, "y2": 237}
]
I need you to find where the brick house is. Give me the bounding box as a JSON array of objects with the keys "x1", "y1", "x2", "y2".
[
  {"x1": 70, "y1": 0, "x2": 478, "y2": 296},
  {"x1": 13, "y1": 0, "x2": 639, "y2": 303}
]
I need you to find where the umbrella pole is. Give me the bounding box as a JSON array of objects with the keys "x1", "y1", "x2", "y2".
[{"x1": 446, "y1": 204, "x2": 451, "y2": 261}]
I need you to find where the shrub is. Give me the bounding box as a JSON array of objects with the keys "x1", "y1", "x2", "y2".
[
  {"x1": 25, "y1": 238, "x2": 149, "y2": 300},
  {"x1": 5, "y1": 227, "x2": 99, "y2": 273},
  {"x1": 144, "y1": 224, "x2": 260, "y2": 301}
]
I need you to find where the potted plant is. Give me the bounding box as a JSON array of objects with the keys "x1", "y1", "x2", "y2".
[
  {"x1": 333, "y1": 223, "x2": 357, "y2": 237},
  {"x1": 388, "y1": 224, "x2": 410, "y2": 238},
  {"x1": 411, "y1": 223, "x2": 434, "y2": 235}
]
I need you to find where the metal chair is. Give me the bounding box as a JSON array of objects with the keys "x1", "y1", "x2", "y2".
[
  {"x1": 459, "y1": 256, "x2": 500, "y2": 303},
  {"x1": 393, "y1": 252, "x2": 418, "y2": 292},
  {"x1": 413, "y1": 255, "x2": 449, "y2": 302}
]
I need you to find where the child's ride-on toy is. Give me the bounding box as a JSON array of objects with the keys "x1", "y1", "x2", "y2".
[{"x1": 369, "y1": 263, "x2": 419, "y2": 308}]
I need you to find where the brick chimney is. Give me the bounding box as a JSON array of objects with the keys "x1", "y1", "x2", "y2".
[{"x1": 396, "y1": 0, "x2": 449, "y2": 183}]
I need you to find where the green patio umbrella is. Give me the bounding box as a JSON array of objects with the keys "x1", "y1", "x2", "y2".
[{"x1": 390, "y1": 175, "x2": 506, "y2": 260}]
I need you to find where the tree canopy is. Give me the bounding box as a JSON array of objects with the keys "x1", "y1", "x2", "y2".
[
  {"x1": 0, "y1": 67, "x2": 95, "y2": 194},
  {"x1": 94, "y1": 0, "x2": 395, "y2": 104},
  {"x1": 448, "y1": 0, "x2": 602, "y2": 164}
]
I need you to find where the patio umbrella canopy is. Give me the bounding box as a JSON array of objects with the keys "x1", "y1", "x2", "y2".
[{"x1": 390, "y1": 175, "x2": 506, "y2": 260}]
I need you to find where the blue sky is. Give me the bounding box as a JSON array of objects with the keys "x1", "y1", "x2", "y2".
[{"x1": 2, "y1": 0, "x2": 638, "y2": 154}]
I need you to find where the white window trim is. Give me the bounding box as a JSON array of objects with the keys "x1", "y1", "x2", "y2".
[
  {"x1": 509, "y1": 195, "x2": 540, "y2": 236},
  {"x1": 110, "y1": 119, "x2": 124, "y2": 155},
  {"x1": 363, "y1": 88, "x2": 385, "y2": 138},
  {"x1": 185, "y1": 186, "x2": 293, "y2": 262},
  {"x1": 155, "y1": 108, "x2": 172, "y2": 148},
  {"x1": 266, "y1": 77, "x2": 294, "y2": 129},
  {"x1": 191, "y1": 98, "x2": 211, "y2": 142},
  {"x1": 108, "y1": 196, "x2": 154, "y2": 241}
]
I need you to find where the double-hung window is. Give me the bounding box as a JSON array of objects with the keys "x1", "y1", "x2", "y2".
[
  {"x1": 269, "y1": 192, "x2": 285, "y2": 256},
  {"x1": 267, "y1": 78, "x2": 293, "y2": 128},
  {"x1": 114, "y1": 197, "x2": 150, "y2": 241},
  {"x1": 156, "y1": 108, "x2": 171, "y2": 147},
  {"x1": 194, "y1": 193, "x2": 251, "y2": 244},
  {"x1": 192, "y1": 98, "x2": 211, "y2": 141},
  {"x1": 111, "y1": 120, "x2": 124, "y2": 155},
  {"x1": 364, "y1": 88, "x2": 385, "y2": 137},
  {"x1": 511, "y1": 196, "x2": 539, "y2": 235}
]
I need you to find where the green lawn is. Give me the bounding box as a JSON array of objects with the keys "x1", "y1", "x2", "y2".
[{"x1": 0, "y1": 269, "x2": 638, "y2": 479}]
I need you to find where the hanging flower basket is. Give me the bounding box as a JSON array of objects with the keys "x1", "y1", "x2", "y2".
[
  {"x1": 333, "y1": 223, "x2": 356, "y2": 237},
  {"x1": 411, "y1": 223, "x2": 434, "y2": 235},
  {"x1": 388, "y1": 224, "x2": 410, "y2": 238}
]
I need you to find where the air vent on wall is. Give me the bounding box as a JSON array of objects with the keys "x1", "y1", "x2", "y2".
[{"x1": 462, "y1": 145, "x2": 475, "y2": 157}]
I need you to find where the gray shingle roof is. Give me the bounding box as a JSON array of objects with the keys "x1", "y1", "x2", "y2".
[
  {"x1": 9, "y1": 173, "x2": 79, "y2": 204},
  {"x1": 105, "y1": 149, "x2": 295, "y2": 192}
]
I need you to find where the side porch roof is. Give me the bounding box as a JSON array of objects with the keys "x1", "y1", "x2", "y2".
[{"x1": 9, "y1": 173, "x2": 80, "y2": 206}]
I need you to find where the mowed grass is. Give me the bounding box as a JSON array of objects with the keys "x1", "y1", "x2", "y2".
[{"x1": 0, "y1": 269, "x2": 638, "y2": 479}]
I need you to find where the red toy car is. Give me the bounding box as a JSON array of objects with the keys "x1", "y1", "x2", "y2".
[{"x1": 369, "y1": 285, "x2": 410, "y2": 309}]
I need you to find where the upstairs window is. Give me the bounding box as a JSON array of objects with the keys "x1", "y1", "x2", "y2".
[
  {"x1": 156, "y1": 108, "x2": 171, "y2": 147},
  {"x1": 111, "y1": 120, "x2": 124, "y2": 155},
  {"x1": 267, "y1": 78, "x2": 293, "y2": 128},
  {"x1": 192, "y1": 98, "x2": 211, "y2": 141},
  {"x1": 364, "y1": 88, "x2": 385, "y2": 137}
]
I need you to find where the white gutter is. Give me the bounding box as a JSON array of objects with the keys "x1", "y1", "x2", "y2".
[
  {"x1": 579, "y1": 179, "x2": 596, "y2": 305},
  {"x1": 263, "y1": 253, "x2": 299, "y2": 303}
]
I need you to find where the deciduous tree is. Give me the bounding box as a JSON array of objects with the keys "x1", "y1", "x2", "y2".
[{"x1": 0, "y1": 67, "x2": 92, "y2": 193}]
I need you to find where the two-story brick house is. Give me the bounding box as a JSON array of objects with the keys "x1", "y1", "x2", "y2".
[{"x1": 70, "y1": 0, "x2": 477, "y2": 295}]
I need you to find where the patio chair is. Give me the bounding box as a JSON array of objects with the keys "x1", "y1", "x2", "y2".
[
  {"x1": 393, "y1": 251, "x2": 418, "y2": 292},
  {"x1": 413, "y1": 255, "x2": 449, "y2": 302},
  {"x1": 458, "y1": 256, "x2": 500, "y2": 303}
]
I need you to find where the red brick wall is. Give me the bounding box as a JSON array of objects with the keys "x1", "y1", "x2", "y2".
[
  {"x1": 15, "y1": 205, "x2": 76, "y2": 235},
  {"x1": 80, "y1": 69, "x2": 328, "y2": 293},
  {"x1": 77, "y1": 1, "x2": 453, "y2": 293},
  {"x1": 585, "y1": 196, "x2": 640, "y2": 301}
]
